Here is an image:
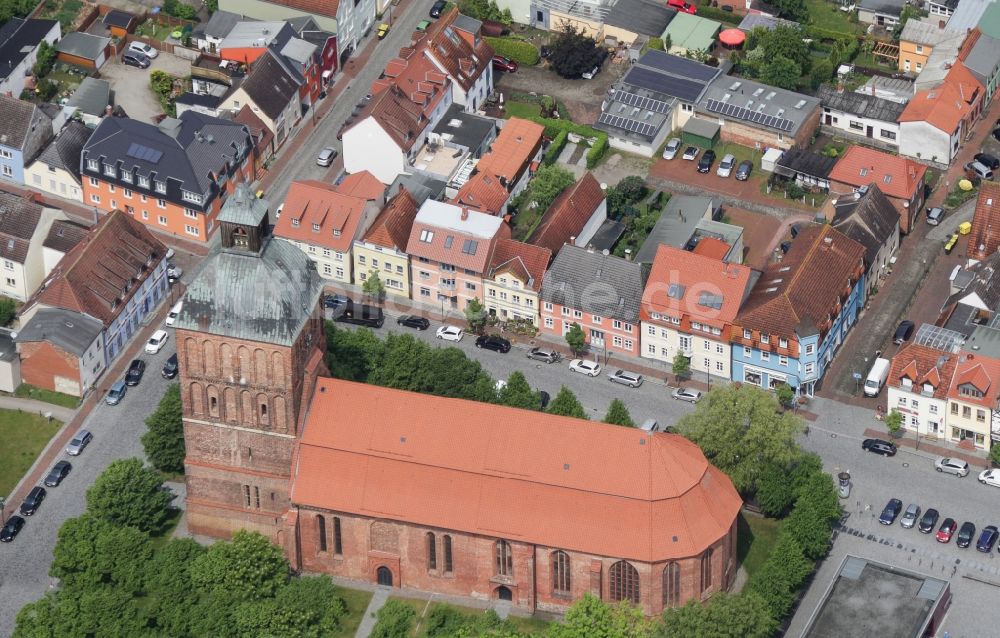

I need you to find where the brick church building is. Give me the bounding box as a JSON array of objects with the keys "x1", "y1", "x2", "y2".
[{"x1": 174, "y1": 183, "x2": 743, "y2": 616}]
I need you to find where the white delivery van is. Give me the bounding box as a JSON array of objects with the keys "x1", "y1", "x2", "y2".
[
  {"x1": 165, "y1": 301, "x2": 183, "y2": 327},
  {"x1": 864, "y1": 357, "x2": 890, "y2": 397}
]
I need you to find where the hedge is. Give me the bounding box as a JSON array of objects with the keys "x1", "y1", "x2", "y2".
[
  {"x1": 695, "y1": 5, "x2": 742, "y2": 25},
  {"x1": 505, "y1": 113, "x2": 610, "y2": 168},
  {"x1": 586, "y1": 134, "x2": 608, "y2": 169},
  {"x1": 544, "y1": 130, "x2": 568, "y2": 165},
  {"x1": 486, "y1": 36, "x2": 540, "y2": 65}
]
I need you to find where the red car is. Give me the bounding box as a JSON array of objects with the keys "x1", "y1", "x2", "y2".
[
  {"x1": 936, "y1": 518, "x2": 957, "y2": 543},
  {"x1": 492, "y1": 55, "x2": 518, "y2": 72},
  {"x1": 667, "y1": 0, "x2": 697, "y2": 13}
]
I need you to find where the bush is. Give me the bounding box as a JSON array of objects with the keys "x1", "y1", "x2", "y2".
[
  {"x1": 695, "y1": 4, "x2": 743, "y2": 24},
  {"x1": 647, "y1": 37, "x2": 665, "y2": 51},
  {"x1": 0, "y1": 297, "x2": 16, "y2": 326},
  {"x1": 586, "y1": 134, "x2": 609, "y2": 168},
  {"x1": 486, "y1": 36, "x2": 540, "y2": 65},
  {"x1": 544, "y1": 129, "x2": 568, "y2": 165},
  {"x1": 33, "y1": 40, "x2": 56, "y2": 77},
  {"x1": 162, "y1": 0, "x2": 197, "y2": 20},
  {"x1": 370, "y1": 600, "x2": 416, "y2": 638},
  {"x1": 35, "y1": 78, "x2": 58, "y2": 101}
]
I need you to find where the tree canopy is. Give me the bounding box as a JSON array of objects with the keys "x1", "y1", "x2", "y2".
[
  {"x1": 547, "y1": 386, "x2": 588, "y2": 419},
  {"x1": 564, "y1": 323, "x2": 586, "y2": 354},
  {"x1": 517, "y1": 164, "x2": 576, "y2": 214},
  {"x1": 549, "y1": 25, "x2": 605, "y2": 78},
  {"x1": 549, "y1": 594, "x2": 650, "y2": 638},
  {"x1": 603, "y1": 399, "x2": 635, "y2": 427},
  {"x1": 143, "y1": 384, "x2": 185, "y2": 474},
  {"x1": 657, "y1": 592, "x2": 778, "y2": 638},
  {"x1": 498, "y1": 371, "x2": 542, "y2": 410},
  {"x1": 85, "y1": 457, "x2": 173, "y2": 532}
]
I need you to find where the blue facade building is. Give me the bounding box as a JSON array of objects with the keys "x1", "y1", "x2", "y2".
[
  {"x1": 731, "y1": 225, "x2": 866, "y2": 397},
  {"x1": 0, "y1": 94, "x2": 54, "y2": 185}
]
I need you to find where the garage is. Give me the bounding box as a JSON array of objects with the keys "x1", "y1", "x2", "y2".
[
  {"x1": 56, "y1": 32, "x2": 111, "y2": 70},
  {"x1": 682, "y1": 117, "x2": 720, "y2": 149}
]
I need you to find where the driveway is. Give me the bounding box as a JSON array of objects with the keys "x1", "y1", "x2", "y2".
[
  {"x1": 495, "y1": 57, "x2": 627, "y2": 125},
  {"x1": 99, "y1": 51, "x2": 191, "y2": 124}
]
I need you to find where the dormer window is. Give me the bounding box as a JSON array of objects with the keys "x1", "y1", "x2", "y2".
[
  {"x1": 138, "y1": 175, "x2": 150, "y2": 189},
  {"x1": 743, "y1": 329, "x2": 752, "y2": 339},
  {"x1": 960, "y1": 384, "x2": 984, "y2": 398},
  {"x1": 779, "y1": 338, "x2": 788, "y2": 348},
  {"x1": 103, "y1": 163, "x2": 116, "y2": 177},
  {"x1": 121, "y1": 171, "x2": 132, "y2": 183},
  {"x1": 901, "y1": 377, "x2": 913, "y2": 390},
  {"x1": 923, "y1": 383, "x2": 934, "y2": 394},
  {"x1": 182, "y1": 191, "x2": 202, "y2": 204},
  {"x1": 312, "y1": 223, "x2": 320, "y2": 232},
  {"x1": 154, "y1": 180, "x2": 166, "y2": 194},
  {"x1": 333, "y1": 229, "x2": 341, "y2": 237},
  {"x1": 420, "y1": 229, "x2": 434, "y2": 243},
  {"x1": 86, "y1": 159, "x2": 98, "y2": 171}
]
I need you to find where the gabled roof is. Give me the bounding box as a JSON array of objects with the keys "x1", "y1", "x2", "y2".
[
  {"x1": 528, "y1": 172, "x2": 606, "y2": 255},
  {"x1": 0, "y1": 94, "x2": 51, "y2": 152},
  {"x1": 605, "y1": 0, "x2": 676, "y2": 37},
  {"x1": 26, "y1": 210, "x2": 166, "y2": 327},
  {"x1": 486, "y1": 238, "x2": 551, "y2": 292},
  {"x1": 42, "y1": 219, "x2": 88, "y2": 254},
  {"x1": 691, "y1": 236, "x2": 731, "y2": 260},
  {"x1": 776, "y1": 148, "x2": 838, "y2": 180},
  {"x1": 293, "y1": 378, "x2": 743, "y2": 563},
  {"x1": 816, "y1": 85, "x2": 907, "y2": 123},
  {"x1": 419, "y1": 8, "x2": 494, "y2": 93},
  {"x1": 900, "y1": 62, "x2": 982, "y2": 133},
  {"x1": 641, "y1": 244, "x2": 756, "y2": 327},
  {"x1": 0, "y1": 18, "x2": 57, "y2": 82},
  {"x1": 962, "y1": 31, "x2": 1000, "y2": 86},
  {"x1": 67, "y1": 77, "x2": 111, "y2": 116},
  {"x1": 233, "y1": 103, "x2": 273, "y2": 154},
  {"x1": 336, "y1": 171, "x2": 385, "y2": 202},
  {"x1": 828, "y1": 146, "x2": 926, "y2": 201},
  {"x1": 830, "y1": 185, "x2": 901, "y2": 267},
  {"x1": 859, "y1": 0, "x2": 905, "y2": 16},
  {"x1": 948, "y1": 353, "x2": 1000, "y2": 407},
  {"x1": 273, "y1": 179, "x2": 374, "y2": 252},
  {"x1": 967, "y1": 181, "x2": 1000, "y2": 261},
  {"x1": 736, "y1": 225, "x2": 865, "y2": 340},
  {"x1": 14, "y1": 308, "x2": 103, "y2": 356},
  {"x1": 103, "y1": 9, "x2": 137, "y2": 29},
  {"x1": 199, "y1": 10, "x2": 248, "y2": 39},
  {"x1": 35, "y1": 120, "x2": 90, "y2": 182},
  {"x1": 621, "y1": 50, "x2": 722, "y2": 103},
  {"x1": 260, "y1": 0, "x2": 339, "y2": 19},
  {"x1": 0, "y1": 191, "x2": 43, "y2": 264},
  {"x1": 945, "y1": 251, "x2": 1000, "y2": 311},
  {"x1": 698, "y1": 76, "x2": 820, "y2": 137},
  {"x1": 405, "y1": 200, "x2": 508, "y2": 273},
  {"x1": 362, "y1": 187, "x2": 420, "y2": 250},
  {"x1": 474, "y1": 117, "x2": 545, "y2": 184},
  {"x1": 357, "y1": 84, "x2": 434, "y2": 152},
  {"x1": 451, "y1": 172, "x2": 509, "y2": 216},
  {"x1": 238, "y1": 48, "x2": 300, "y2": 120},
  {"x1": 541, "y1": 244, "x2": 651, "y2": 323},
  {"x1": 889, "y1": 342, "x2": 957, "y2": 400},
  {"x1": 899, "y1": 19, "x2": 961, "y2": 46},
  {"x1": 56, "y1": 32, "x2": 110, "y2": 60}
]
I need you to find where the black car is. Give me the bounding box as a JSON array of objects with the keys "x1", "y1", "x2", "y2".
[
  {"x1": 893, "y1": 320, "x2": 915, "y2": 345},
  {"x1": 324, "y1": 294, "x2": 351, "y2": 309},
  {"x1": 735, "y1": 160, "x2": 753, "y2": 181},
  {"x1": 993, "y1": 128, "x2": 1000, "y2": 143},
  {"x1": 697, "y1": 150, "x2": 717, "y2": 173},
  {"x1": 0, "y1": 515, "x2": 25, "y2": 542},
  {"x1": 125, "y1": 359, "x2": 146, "y2": 386},
  {"x1": 975, "y1": 153, "x2": 1000, "y2": 170},
  {"x1": 19, "y1": 486, "x2": 46, "y2": 516},
  {"x1": 539, "y1": 390, "x2": 550, "y2": 410},
  {"x1": 957, "y1": 521, "x2": 976, "y2": 548},
  {"x1": 396, "y1": 315, "x2": 430, "y2": 330},
  {"x1": 475, "y1": 334, "x2": 511, "y2": 353},
  {"x1": 162, "y1": 353, "x2": 179, "y2": 379},
  {"x1": 976, "y1": 525, "x2": 998, "y2": 552},
  {"x1": 917, "y1": 508, "x2": 940, "y2": 533},
  {"x1": 430, "y1": 0, "x2": 446, "y2": 16},
  {"x1": 122, "y1": 51, "x2": 150, "y2": 69},
  {"x1": 862, "y1": 438, "x2": 897, "y2": 456},
  {"x1": 879, "y1": 498, "x2": 903, "y2": 525},
  {"x1": 335, "y1": 301, "x2": 384, "y2": 328},
  {"x1": 44, "y1": 460, "x2": 72, "y2": 487}
]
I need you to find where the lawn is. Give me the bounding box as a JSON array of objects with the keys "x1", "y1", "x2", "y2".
[
  {"x1": 386, "y1": 597, "x2": 552, "y2": 636},
  {"x1": 504, "y1": 101, "x2": 542, "y2": 121},
  {"x1": 0, "y1": 409, "x2": 63, "y2": 497},
  {"x1": 804, "y1": 0, "x2": 865, "y2": 34},
  {"x1": 737, "y1": 511, "x2": 784, "y2": 577},
  {"x1": 13, "y1": 383, "x2": 80, "y2": 409},
  {"x1": 331, "y1": 586, "x2": 375, "y2": 638},
  {"x1": 40, "y1": 0, "x2": 84, "y2": 31}
]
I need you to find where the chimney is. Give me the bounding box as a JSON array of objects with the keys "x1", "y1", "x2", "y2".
[
  {"x1": 105, "y1": 104, "x2": 113, "y2": 116},
  {"x1": 461, "y1": 208, "x2": 469, "y2": 221},
  {"x1": 625, "y1": 248, "x2": 632, "y2": 261},
  {"x1": 569, "y1": 235, "x2": 576, "y2": 245}
]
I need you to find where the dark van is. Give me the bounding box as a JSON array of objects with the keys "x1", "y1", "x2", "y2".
[{"x1": 335, "y1": 301, "x2": 385, "y2": 328}]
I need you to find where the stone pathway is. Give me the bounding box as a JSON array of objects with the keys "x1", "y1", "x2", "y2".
[
  {"x1": 354, "y1": 587, "x2": 391, "y2": 638},
  {"x1": 0, "y1": 396, "x2": 76, "y2": 423}
]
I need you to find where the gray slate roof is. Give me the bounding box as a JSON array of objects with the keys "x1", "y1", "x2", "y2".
[
  {"x1": 817, "y1": 85, "x2": 906, "y2": 122},
  {"x1": 103, "y1": 10, "x2": 136, "y2": 29},
  {"x1": 540, "y1": 244, "x2": 651, "y2": 323},
  {"x1": 453, "y1": 14, "x2": 483, "y2": 34},
  {"x1": 963, "y1": 34, "x2": 1000, "y2": 87},
  {"x1": 605, "y1": 0, "x2": 676, "y2": 37},
  {"x1": 0, "y1": 94, "x2": 51, "y2": 152},
  {"x1": 776, "y1": 148, "x2": 838, "y2": 179},
  {"x1": 43, "y1": 219, "x2": 89, "y2": 253},
  {"x1": 239, "y1": 49, "x2": 300, "y2": 120},
  {"x1": 200, "y1": 10, "x2": 250, "y2": 39},
  {"x1": 35, "y1": 120, "x2": 90, "y2": 182},
  {"x1": 174, "y1": 233, "x2": 324, "y2": 346},
  {"x1": 945, "y1": 251, "x2": 1000, "y2": 313},
  {"x1": 15, "y1": 308, "x2": 103, "y2": 356},
  {"x1": 67, "y1": 77, "x2": 111, "y2": 117},
  {"x1": 830, "y1": 185, "x2": 900, "y2": 267},
  {"x1": 859, "y1": 0, "x2": 905, "y2": 16},
  {"x1": 0, "y1": 18, "x2": 57, "y2": 82},
  {"x1": 0, "y1": 191, "x2": 43, "y2": 264},
  {"x1": 56, "y1": 32, "x2": 110, "y2": 60}
]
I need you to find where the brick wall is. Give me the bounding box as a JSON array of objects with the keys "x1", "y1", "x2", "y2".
[{"x1": 18, "y1": 340, "x2": 81, "y2": 396}]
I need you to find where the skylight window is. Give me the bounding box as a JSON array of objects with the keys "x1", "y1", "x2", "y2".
[
  {"x1": 420, "y1": 229, "x2": 434, "y2": 243},
  {"x1": 667, "y1": 284, "x2": 686, "y2": 299}
]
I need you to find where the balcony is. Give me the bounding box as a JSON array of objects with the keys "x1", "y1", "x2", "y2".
[{"x1": 192, "y1": 54, "x2": 246, "y2": 85}]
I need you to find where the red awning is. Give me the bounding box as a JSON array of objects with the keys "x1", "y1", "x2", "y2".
[{"x1": 719, "y1": 29, "x2": 746, "y2": 46}]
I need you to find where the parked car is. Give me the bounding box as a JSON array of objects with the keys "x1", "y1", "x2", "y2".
[
  {"x1": 162, "y1": 353, "x2": 179, "y2": 379},
  {"x1": 492, "y1": 55, "x2": 518, "y2": 72},
  {"x1": 435, "y1": 325, "x2": 464, "y2": 342},
  {"x1": 44, "y1": 460, "x2": 72, "y2": 487},
  {"x1": 935, "y1": 457, "x2": 970, "y2": 477},
  {"x1": 324, "y1": 294, "x2": 351, "y2": 309},
  {"x1": 893, "y1": 320, "x2": 915, "y2": 344},
  {"x1": 979, "y1": 468, "x2": 1000, "y2": 487},
  {"x1": 527, "y1": 347, "x2": 561, "y2": 363},
  {"x1": 335, "y1": 301, "x2": 384, "y2": 328},
  {"x1": 918, "y1": 508, "x2": 940, "y2": 533},
  {"x1": 608, "y1": 370, "x2": 643, "y2": 388},
  {"x1": 581, "y1": 64, "x2": 601, "y2": 79},
  {"x1": 377, "y1": 22, "x2": 390, "y2": 39},
  {"x1": 662, "y1": 138, "x2": 682, "y2": 160},
  {"x1": 396, "y1": 315, "x2": 430, "y2": 330},
  {"x1": 862, "y1": 438, "x2": 897, "y2": 456},
  {"x1": 667, "y1": 0, "x2": 697, "y2": 13},
  {"x1": 936, "y1": 517, "x2": 957, "y2": 543},
  {"x1": 125, "y1": 359, "x2": 146, "y2": 386},
  {"x1": 879, "y1": 498, "x2": 902, "y2": 525},
  {"x1": 128, "y1": 41, "x2": 158, "y2": 59},
  {"x1": 957, "y1": 521, "x2": 976, "y2": 548},
  {"x1": 122, "y1": 51, "x2": 150, "y2": 69},
  {"x1": 900, "y1": 503, "x2": 921, "y2": 529},
  {"x1": 697, "y1": 150, "x2": 717, "y2": 173},
  {"x1": 975, "y1": 153, "x2": 1000, "y2": 170},
  {"x1": 105, "y1": 380, "x2": 127, "y2": 406},
  {"x1": 682, "y1": 146, "x2": 699, "y2": 161},
  {"x1": 735, "y1": 160, "x2": 753, "y2": 181},
  {"x1": 0, "y1": 516, "x2": 25, "y2": 542},
  {"x1": 316, "y1": 147, "x2": 338, "y2": 167},
  {"x1": 475, "y1": 334, "x2": 511, "y2": 353},
  {"x1": 165, "y1": 300, "x2": 183, "y2": 327},
  {"x1": 671, "y1": 388, "x2": 703, "y2": 403},
  {"x1": 925, "y1": 207, "x2": 945, "y2": 226},
  {"x1": 430, "y1": 0, "x2": 447, "y2": 16},
  {"x1": 167, "y1": 263, "x2": 183, "y2": 282},
  {"x1": 977, "y1": 525, "x2": 999, "y2": 552},
  {"x1": 145, "y1": 329, "x2": 169, "y2": 354},
  {"x1": 19, "y1": 486, "x2": 46, "y2": 516},
  {"x1": 716, "y1": 154, "x2": 736, "y2": 178},
  {"x1": 66, "y1": 429, "x2": 93, "y2": 455},
  {"x1": 568, "y1": 359, "x2": 601, "y2": 376}
]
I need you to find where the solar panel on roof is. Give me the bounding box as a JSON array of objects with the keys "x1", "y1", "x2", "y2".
[
  {"x1": 706, "y1": 98, "x2": 796, "y2": 132},
  {"x1": 625, "y1": 67, "x2": 704, "y2": 102},
  {"x1": 126, "y1": 142, "x2": 163, "y2": 164},
  {"x1": 616, "y1": 90, "x2": 671, "y2": 114},
  {"x1": 640, "y1": 51, "x2": 720, "y2": 82}
]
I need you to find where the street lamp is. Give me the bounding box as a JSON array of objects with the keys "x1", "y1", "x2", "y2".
[
  {"x1": 0, "y1": 496, "x2": 5, "y2": 524},
  {"x1": 705, "y1": 358, "x2": 711, "y2": 391}
]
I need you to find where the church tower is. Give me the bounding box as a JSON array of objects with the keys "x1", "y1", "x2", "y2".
[{"x1": 173, "y1": 183, "x2": 326, "y2": 539}]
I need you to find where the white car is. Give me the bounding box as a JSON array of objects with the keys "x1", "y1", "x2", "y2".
[
  {"x1": 569, "y1": 359, "x2": 601, "y2": 376},
  {"x1": 145, "y1": 329, "x2": 169, "y2": 354},
  {"x1": 662, "y1": 138, "x2": 682, "y2": 160},
  {"x1": 128, "y1": 41, "x2": 158, "y2": 59},
  {"x1": 672, "y1": 388, "x2": 703, "y2": 403},
  {"x1": 935, "y1": 457, "x2": 970, "y2": 477},
  {"x1": 165, "y1": 300, "x2": 183, "y2": 327},
  {"x1": 435, "y1": 325, "x2": 464, "y2": 342},
  {"x1": 716, "y1": 154, "x2": 736, "y2": 178},
  {"x1": 167, "y1": 263, "x2": 183, "y2": 281},
  {"x1": 979, "y1": 468, "x2": 1000, "y2": 488}
]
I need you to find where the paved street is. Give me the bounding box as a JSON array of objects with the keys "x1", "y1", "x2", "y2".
[{"x1": 0, "y1": 343, "x2": 176, "y2": 638}]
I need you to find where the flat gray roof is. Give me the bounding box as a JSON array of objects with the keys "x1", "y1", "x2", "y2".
[
  {"x1": 432, "y1": 104, "x2": 496, "y2": 151},
  {"x1": 698, "y1": 76, "x2": 820, "y2": 137},
  {"x1": 634, "y1": 195, "x2": 714, "y2": 263}
]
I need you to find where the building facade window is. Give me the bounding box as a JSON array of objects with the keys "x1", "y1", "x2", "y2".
[
  {"x1": 609, "y1": 561, "x2": 640, "y2": 604},
  {"x1": 426, "y1": 532, "x2": 437, "y2": 570},
  {"x1": 495, "y1": 540, "x2": 513, "y2": 576},
  {"x1": 552, "y1": 551, "x2": 571, "y2": 594},
  {"x1": 700, "y1": 548, "x2": 713, "y2": 593},
  {"x1": 662, "y1": 562, "x2": 680, "y2": 607},
  {"x1": 333, "y1": 517, "x2": 342, "y2": 555},
  {"x1": 317, "y1": 515, "x2": 327, "y2": 552},
  {"x1": 443, "y1": 535, "x2": 453, "y2": 573}
]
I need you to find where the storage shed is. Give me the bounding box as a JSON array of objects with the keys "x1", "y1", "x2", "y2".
[{"x1": 681, "y1": 117, "x2": 720, "y2": 148}]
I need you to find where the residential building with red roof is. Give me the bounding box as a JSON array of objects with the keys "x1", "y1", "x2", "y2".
[
  {"x1": 899, "y1": 61, "x2": 983, "y2": 167},
  {"x1": 827, "y1": 145, "x2": 927, "y2": 233},
  {"x1": 405, "y1": 200, "x2": 510, "y2": 311},
  {"x1": 732, "y1": 224, "x2": 866, "y2": 397},
  {"x1": 273, "y1": 174, "x2": 384, "y2": 284},
  {"x1": 640, "y1": 245, "x2": 758, "y2": 381},
  {"x1": 353, "y1": 188, "x2": 421, "y2": 299},
  {"x1": 946, "y1": 341, "x2": 1000, "y2": 450},
  {"x1": 482, "y1": 238, "x2": 551, "y2": 326},
  {"x1": 527, "y1": 172, "x2": 607, "y2": 256},
  {"x1": 416, "y1": 9, "x2": 495, "y2": 111},
  {"x1": 967, "y1": 181, "x2": 1000, "y2": 260},
  {"x1": 887, "y1": 329, "x2": 962, "y2": 441}
]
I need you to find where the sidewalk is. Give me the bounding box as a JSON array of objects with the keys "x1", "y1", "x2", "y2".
[{"x1": 0, "y1": 396, "x2": 76, "y2": 422}]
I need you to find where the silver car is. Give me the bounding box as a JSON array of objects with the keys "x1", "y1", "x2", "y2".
[
  {"x1": 662, "y1": 138, "x2": 682, "y2": 160},
  {"x1": 716, "y1": 154, "x2": 736, "y2": 178},
  {"x1": 671, "y1": 388, "x2": 702, "y2": 403},
  {"x1": 66, "y1": 430, "x2": 93, "y2": 456},
  {"x1": 317, "y1": 147, "x2": 338, "y2": 167},
  {"x1": 609, "y1": 370, "x2": 643, "y2": 388},
  {"x1": 900, "y1": 503, "x2": 921, "y2": 529},
  {"x1": 935, "y1": 457, "x2": 970, "y2": 477},
  {"x1": 526, "y1": 347, "x2": 561, "y2": 363}
]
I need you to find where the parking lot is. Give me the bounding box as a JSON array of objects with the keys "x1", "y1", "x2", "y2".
[{"x1": 98, "y1": 49, "x2": 191, "y2": 123}]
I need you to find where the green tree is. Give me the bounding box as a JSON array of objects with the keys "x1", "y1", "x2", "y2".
[
  {"x1": 886, "y1": 408, "x2": 903, "y2": 436},
  {"x1": 771, "y1": 0, "x2": 809, "y2": 21},
  {"x1": 362, "y1": 269, "x2": 386, "y2": 300},
  {"x1": 565, "y1": 322, "x2": 586, "y2": 354},
  {"x1": 85, "y1": 457, "x2": 173, "y2": 532},
  {"x1": 0, "y1": 297, "x2": 16, "y2": 326},
  {"x1": 776, "y1": 383, "x2": 795, "y2": 409},
  {"x1": 657, "y1": 591, "x2": 778, "y2": 638},
  {"x1": 49, "y1": 515, "x2": 153, "y2": 593},
  {"x1": 142, "y1": 384, "x2": 185, "y2": 474},
  {"x1": 523, "y1": 164, "x2": 576, "y2": 213},
  {"x1": 759, "y1": 55, "x2": 801, "y2": 90},
  {"x1": 191, "y1": 530, "x2": 290, "y2": 601},
  {"x1": 35, "y1": 78, "x2": 58, "y2": 102},
  {"x1": 14, "y1": 587, "x2": 147, "y2": 638},
  {"x1": 549, "y1": 24, "x2": 605, "y2": 78},
  {"x1": 990, "y1": 441, "x2": 1000, "y2": 467},
  {"x1": 746, "y1": 533, "x2": 813, "y2": 619},
  {"x1": 603, "y1": 398, "x2": 635, "y2": 427},
  {"x1": 647, "y1": 37, "x2": 665, "y2": 51},
  {"x1": 498, "y1": 371, "x2": 541, "y2": 410},
  {"x1": 671, "y1": 352, "x2": 690, "y2": 381},
  {"x1": 163, "y1": 0, "x2": 198, "y2": 19},
  {"x1": 615, "y1": 176, "x2": 648, "y2": 203},
  {"x1": 206, "y1": 0, "x2": 219, "y2": 12},
  {"x1": 783, "y1": 471, "x2": 841, "y2": 560},
  {"x1": 371, "y1": 599, "x2": 416, "y2": 638},
  {"x1": 547, "y1": 386, "x2": 588, "y2": 419},
  {"x1": 144, "y1": 537, "x2": 209, "y2": 637},
  {"x1": 32, "y1": 40, "x2": 56, "y2": 77},
  {"x1": 0, "y1": 0, "x2": 36, "y2": 24},
  {"x1": 233, "y1": 577, "x2": 346, "y2": 638},
  {"x1": 465, "y1": 297, "x2": 488, "y2": 334},
  {"x1": 676, "y1": 384, "x2": 805, "y2": 494},
  {"x1": 548, "y1": 593, "x2": 650, "y2": 638},
  {"x1": 325, "y1": 323, "x2": 385, "y2": 381},
  {"x1": 755, "y1": 452, "x2": 822, "y2": 517}
]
